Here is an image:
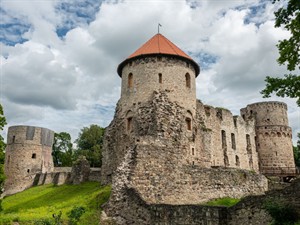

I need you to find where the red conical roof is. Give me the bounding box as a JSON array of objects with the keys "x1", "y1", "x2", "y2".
[{"x1": 117, "y1": 34, "x2": 200, "y2": 76}]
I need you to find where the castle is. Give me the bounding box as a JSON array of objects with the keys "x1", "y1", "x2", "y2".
[
  {"x1": 100, "y1": 33, "x2": 296, "y2": 224},
  {"x1": 3, "y1": 33, "x2": 297, "y2": 224}
]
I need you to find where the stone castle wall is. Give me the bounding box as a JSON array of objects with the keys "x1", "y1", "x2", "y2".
[{"x1": 4, "y1": 126, "x2": 54, "y2": 195}]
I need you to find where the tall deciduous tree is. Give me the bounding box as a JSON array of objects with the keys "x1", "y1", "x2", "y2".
[
  {"x1": 75, "y1": 125, "x2": 105, "y2": 167},
  {"x1": 261, "y1": 0, "x2": 300, "y2": 106},
  {"x1": 0, "y1": 104, "x2": 7, "y2": 211},
  {"x1": 52, "y1": 132, "x2": 74, "y2": 167}
]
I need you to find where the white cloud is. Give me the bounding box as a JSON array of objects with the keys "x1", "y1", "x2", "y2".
[{"x1": 0, "y1": 0, "x2": 299, "y2": 145}]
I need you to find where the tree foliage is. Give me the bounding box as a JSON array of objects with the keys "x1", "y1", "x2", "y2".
[
  {"x1": 0, "y1": 104, "x2": 7, "y2": 211},
  {"x1": 261, "y1": 0, "x2": 300, "y2": 105},
  {"x1": 75, "y1": 125, "x2": 105, "y2": 167},
  {"x1": 52, "y1": 132, "x2": 74, "y2": 167},
  {"x1": 294, "y1": 133, "x2": 300, "y2": 167}
]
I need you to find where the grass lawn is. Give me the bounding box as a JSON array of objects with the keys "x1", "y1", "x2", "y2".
[
  {"x1": 204, "y1": 197, "x2": 240, "y2": 207},
  {"x1": 0, "y1": 182, "x2": 111, "y2": 225}
]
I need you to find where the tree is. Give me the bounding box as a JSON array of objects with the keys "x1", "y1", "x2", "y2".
[
  {"x1": 52, "y1": 132, "x2": 74, "y2": 167},
  {"x1": 75, "y1": 125, "x2": 105, "y2": 167},
  {"x1": 261, "y1": 0, "x2": 300, "y2": 106},
  {"x1": 0, "y1": 104, "x2": 7, "y2": 211},
  {"x1": 294, "y1": 133, "x2": 300, "y2": 167}
]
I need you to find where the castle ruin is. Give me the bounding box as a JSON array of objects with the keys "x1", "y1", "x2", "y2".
[
  {"x1": 4, "y1": 126, "x2": 54, "y2": 195},
  {"x1": 101, "y1": 33, "x2": 296, "y2": 224}
]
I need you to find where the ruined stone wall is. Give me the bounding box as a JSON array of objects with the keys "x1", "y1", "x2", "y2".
[
  {"x1": 103, "y1": 90, "x2": 268, "y2": 222},
  {"x1": 196, "y1": 102, "x2": 259, "y2": 172},
  {"x1": 241, "y1": 102, "x2": 295, "y2": 174},
  {"x1": 4, "y1": 126, "x2": 54, "y2": 195},
  {"x1": 120, "y1": 56, "x2": 197, "y2": 115}
]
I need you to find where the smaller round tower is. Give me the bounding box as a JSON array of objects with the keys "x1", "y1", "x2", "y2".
[
  {"x1": 4, "y1": 125, "x2": 54, "y2": 195},
  {"x1": 241, "y1": 102, "x2": 295, "y2": 175}
]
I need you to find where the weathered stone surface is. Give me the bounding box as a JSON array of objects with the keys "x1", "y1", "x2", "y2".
[
  {"x1": 4, "y1": 126, "x2": 54, "y2": 196},
  {"x1": 70, "y1": 156, "x2": 91, "y2": 185}
]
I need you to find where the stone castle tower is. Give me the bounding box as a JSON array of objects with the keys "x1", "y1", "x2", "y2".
[
  {"x1": 4, "y1": 125, "x2": 54, "y2": 195},
  {"x1": 241, "y1": 102, "x2": 295, "y2": 174},
  {"x1": 101, "y1": 33, "x2": 296, "y2": 224}
]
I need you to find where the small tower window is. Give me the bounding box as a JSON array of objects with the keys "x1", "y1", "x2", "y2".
[
  {"x1": 158, "y1": 73, "x2": 162, "y2": 84},
  {"x1": 127, "y1": 117, "x2": 133, "y2": 131},
  {"x1": 185, "y1": 73, "x2": 191, "y2": 88},
  {"x1": 221, "y1": 130, "x2": 226, "y2": 148},
  {"x1": 7, "y1": 155, "x2": 10, "y2": 164},
  {"x1": 128, "y1": 73, "x2": 133, "y2": 88},
  {"x1": 192, "y1": 148, "x2": 195, "y2": 156},
  {"x1": 32, "y1": 153, "x2": 36, "y2": 159},
  {"x1": 231, "y1": 133, "x2": 236, "y2": 150},
  {"x1": 235, "y1": 155, "x2": 240, "y2": 167},
  {"x1": 27, "y1": 169, "x2": 30, "y2": 173},
  {"x1": 186, "y1": 118, "x2": 192, "y2": 130},
  {"x1": 12, "y1": 135, "x2": 15, "y2": 143}
]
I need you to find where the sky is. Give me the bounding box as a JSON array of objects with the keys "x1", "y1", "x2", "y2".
[{"x1": 0, "y1": 0, "x2": 299, "y2": 144}]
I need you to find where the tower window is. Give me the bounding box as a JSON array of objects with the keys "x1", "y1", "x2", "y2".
[
  {"x1": 27, "y1": 169, "x2": 30, "y2": 173},
  {"x1": 128, "y1": 73, "x2": 133, "y2": 88},
  {"x1": 221, "y1": 130, "x2": 226, "y2": 148},
  {"x1": 158, "y1": 73, "x2": 162, "y2": 84},
  {"x1": 12, "y1": 135, "x2": 15, "y2": 143},
  {"x1": 32, "y1": 153, "x2": 36, "y2": 159},
  {"x1": 235, "y1": 155, "x2": 240, "y2": 167},
  {"x1": 127, "y1": 117, "x2": 133, "y2": 131},
  {"x1": 185, "y1": 73, "x2": 191, "y2": 88},
  {"x1": 186, "y1": 118, "x2": 192, "y2": 130},
  {"x1": 231, "y1": 133, "x2": 236, "y2": 150},
  {"x1": 192, "y1": 148, "x2": 195, "y2": 156},
  {"x1": 246, "y1": 134, "x2": 251, "y2": 146}
]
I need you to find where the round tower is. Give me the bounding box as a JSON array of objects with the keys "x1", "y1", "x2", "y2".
[
  {"x1": 117, "y1": 33, "x2": 200, "y2": 116},
  {"x1": 4, "y1": 125, "x2": 54, "y2": 195},
  {"x1": 241, "y1": 102, "x2": 295, "y2": 175}
]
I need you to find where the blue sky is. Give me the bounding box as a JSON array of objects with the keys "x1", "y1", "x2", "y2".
[{"x1": 0, "y1": 0, "x2": 299, "y2": 144}]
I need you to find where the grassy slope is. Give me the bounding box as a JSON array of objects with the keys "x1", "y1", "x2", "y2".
[{"x1": 0, "y1": 182, "x2": 111, "y2": 225}]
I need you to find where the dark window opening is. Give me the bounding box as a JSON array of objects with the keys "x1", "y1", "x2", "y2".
[
  {"x1": 185, "y1": 73, "x2": 191, "y2": 88},
  {"x1": 242, "y1": 115, "x2": 245, "y2": 120},
  {"x1": 231, "y1": 133, "x2": 236, "y2": 150},
  {"x1": 186, "y1": 118, "x2": 192, "y2": 131},
  {"x1": 246, "y1": 134, "x2": 251, "y2": 146},
  {"x1": 158, "y1": 73, "x2": 162, "y2": 84},
  {"x1": 27, "y1": 169, "x2": 30, "y2": 173},
  {"x1": 127, "y1": 117, "x2": 133, "y2": 131},
  {"x1": 235, "y1": 155, "x2": 240, "y2": 167},
  {"x1": 12, "y1": 135, "x2": 15, "y2": 143},
  {"x1": 7, "y1": 155, "x2": 10, "y2": 164},
  {"x1": 192, "y1": 148, "x2": 195, "y2": 156},
  {"x1": 128, "y1": 73, "x2": 133, "y2": 88},
  {"x1": 32, "y1": 153, "x2": 36, "y2": 159},
  {"x1": 221, "y1": 130, "x2": 226, "y2": 148}
]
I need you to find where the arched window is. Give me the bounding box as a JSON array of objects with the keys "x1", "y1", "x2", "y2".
[
  {"x1": 158, "y1": 73, "x2": 162, "y2": 84},
  {"x1": 127, "y1": 117, "x2": 132, "y2": 131},
  {"x1": 32, "y1": 153, "x2": 36, "y2": 159},
  {"x1": 128, "y1": 73, "x2": 133, "y2": 88},
  {"x1": 185, "y1": 73, "x2": 191, "y2": 88},
  {"x1": 231, "y1": 133, "x2": 236, "y2": 150},
  {"x1": 186, "y1": 118, "x2": 192, "y2": 130},
  {"x1": 221, "y1": 130, "x2": 226, "y2": 148},
  {"x1": 235, "y1": 155, "x2": 240, "y2": 167}
]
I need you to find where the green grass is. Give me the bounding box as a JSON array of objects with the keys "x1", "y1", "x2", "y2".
[
  {"x1": 0, "y1": 182, "x2": 111, "y2": 225},
  {"x1": 204, "y1": 197, "x2": 240, "y2": 207}
]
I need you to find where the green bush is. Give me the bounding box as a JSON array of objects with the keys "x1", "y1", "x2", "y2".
[
  {"x1": 264, "y1": 199, "x2": 298, "y2": 225},
  {"x1": 67, "y1": 206, "x2": 85, "y2": 225}
]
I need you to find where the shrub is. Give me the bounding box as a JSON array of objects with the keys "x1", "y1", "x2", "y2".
[
  {"x1": 67, "y1": 206, "x2": 85, "y2": 225},
  {"x1": 264, "y1": 199, "x2": 298, "y2": 225}
]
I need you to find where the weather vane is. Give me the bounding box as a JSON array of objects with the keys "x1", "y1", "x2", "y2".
[{"x1": 158, "y1": 23, "x2": 162, "y2": 33}]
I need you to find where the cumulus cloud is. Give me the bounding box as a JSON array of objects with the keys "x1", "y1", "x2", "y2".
[{"x1": 0, "y1": 0, "x2": 299, "y2": 144}]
